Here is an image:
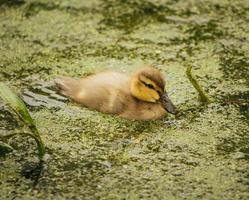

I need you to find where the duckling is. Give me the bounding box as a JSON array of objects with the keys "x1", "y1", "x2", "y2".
[{"x1": 55, "y1": 66, "x2": 177, "y2": 120}]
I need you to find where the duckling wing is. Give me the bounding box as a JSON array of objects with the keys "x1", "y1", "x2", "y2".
[{"x1": 55, "y1": 71, "x2": 131, "y2": 114}]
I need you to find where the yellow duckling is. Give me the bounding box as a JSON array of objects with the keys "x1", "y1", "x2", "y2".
[{"x1": 55, "y1": 66, "x2": 177, "y2": 120}]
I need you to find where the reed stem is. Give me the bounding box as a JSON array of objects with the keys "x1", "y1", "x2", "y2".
[{"x1": 186, "y1": 65, "x2": 211, "y2": 104}]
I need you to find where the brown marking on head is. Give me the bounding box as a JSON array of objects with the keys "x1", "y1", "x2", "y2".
[
  {"x1": 137, "y1": 67, "x2": 165, "y2": 91},
  {"x1": 130, "y1": 66, "x2": 166, "y2": 102}
]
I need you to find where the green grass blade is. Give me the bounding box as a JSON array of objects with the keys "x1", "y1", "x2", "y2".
[
  {"x1": 0, "y1": 82, "x2": 45, "y2": 159},
  {"x1": 0, "y1": 82, "x2": 35, "y2": 126}
]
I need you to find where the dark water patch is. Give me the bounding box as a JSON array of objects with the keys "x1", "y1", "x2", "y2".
[
  {"x1": 176, "y1": 103, "x2": 209, "y2": 123},
  {"x1": 215, "y1": 98, "x2": 249, "y2": 161},
  {"x1": 1, "y1": 59, "x2": 51, "y2": 82},
  {"x1": 99, "y1": 0, "x2": 228, "y2": 32},
  {"x1": 217, "y1": 131, "x2": 249, "y2": 160},
  {"x1": 22, "y1": 1, "x2": 60, "y2": 17},
  {"x1": 218, "y1": 44, "x2": 249, "y2": 85},
  {"x1": 68, "y1": 117, "x2": 155, "y2": 141},
  {"x1": 21, "y1": 1, "x2": 99, "y2": 18},
  {"x1": 21, "y1": 161, "x2": 44, "y2": 186},
  {"x1": 47, "y1": 153, "x2": 110, "y2": 198},
  {"x1": 62, "y1": 161, "x2": 80, "y2": 171},
  {"x1": 213, "y1": 91, "x2": 249, "y2": 159},
  {"x1": 0, "y1": 0, "x2": 25, "y2": 7},
  {"x1": 0, "y1": 24, "x2": 26, "y2": 40},
  {"x1": 51, "y1": 40, "x2": 136, "y2": 61},
  {"x1": 170, "y1": 20, "x2": 226, "y2": 53},
  {"x1": 89, "y1": 43, "x2": 135, "y2": 59},
  {"x1": 186, "y1": 20, "x2": 225, "y2": 43},
  {"x1": 212, "y1": 2, "x2": 249, "y2": 22},
  {"x1": 175, "y1": 43, "x2": 201, "y2": 60},
  {"x1": 17, "y1": 67, "x2": 50, "y2": 79},
  {"x1": 99, "y1": 0, "x2": 175, "y2": 32},
  {"x1": 219, "y1": 90, "x2": 249, "y2": 122},
  {"x1": 236, "y1": 168, "x2": 249, "y2": 187},
  {"x1": 7, "y1": 134, "x2": 36, "y2": 156},
  {"x1": 51, "y1": 41, "x2": 175, "y2": 63},
  {"x1": 184, "y1": 1, "x2": 249, "y2": 22}
]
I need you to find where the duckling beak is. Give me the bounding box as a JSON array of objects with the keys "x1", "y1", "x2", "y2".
[{"x1": 160, "y1": 92, "x2": 178, "y2": 115}]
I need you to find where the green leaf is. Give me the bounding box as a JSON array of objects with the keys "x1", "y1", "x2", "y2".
[
  {"x1": 0, "y1": 82, "x2": 35, "y2": 126},
  {"x1": 0, "y1": 82, "x2": 45, "y2": 160}
]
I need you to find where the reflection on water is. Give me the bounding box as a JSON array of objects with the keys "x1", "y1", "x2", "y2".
[{"x1": 22, "y1": 81, "x2": 68, "y2": 110}]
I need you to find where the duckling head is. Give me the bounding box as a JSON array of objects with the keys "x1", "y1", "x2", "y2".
[{"x1": 130, "y1": 67, "x2": 178, "y2": 115}]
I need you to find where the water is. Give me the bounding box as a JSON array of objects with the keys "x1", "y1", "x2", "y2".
[{"x1": 0, "y1": 0, "x2": 249, "y2": 199}]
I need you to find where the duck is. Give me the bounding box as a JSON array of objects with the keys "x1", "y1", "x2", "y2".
[{"x1": 54, "y1": 66, "x2": 178, "y2": 120}]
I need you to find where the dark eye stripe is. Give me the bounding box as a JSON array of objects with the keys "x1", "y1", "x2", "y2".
[{"x1": 141, "y1": 80, "x2": 155, "y2": 89}]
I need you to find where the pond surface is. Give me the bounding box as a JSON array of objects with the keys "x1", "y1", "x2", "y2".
[{"x1": 0, "y1": 0, "x2": 249, "y2": 199}]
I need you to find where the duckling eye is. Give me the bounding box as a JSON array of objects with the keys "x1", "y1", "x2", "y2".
[
  {"x1": 146, "y1": 83, "x2": 154, "y2": 89},
  {"x1": 141, "y1": 81, "x2": 155, "y2": 89}
]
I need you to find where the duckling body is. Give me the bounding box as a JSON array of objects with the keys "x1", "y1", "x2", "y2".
[{"x1": 55, "y1": 67, "x2": 177, "y2": 120}]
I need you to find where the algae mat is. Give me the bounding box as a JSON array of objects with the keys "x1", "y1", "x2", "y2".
[{"x1": 0, "y1": 0, "x2": 249, "y2": 199}]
